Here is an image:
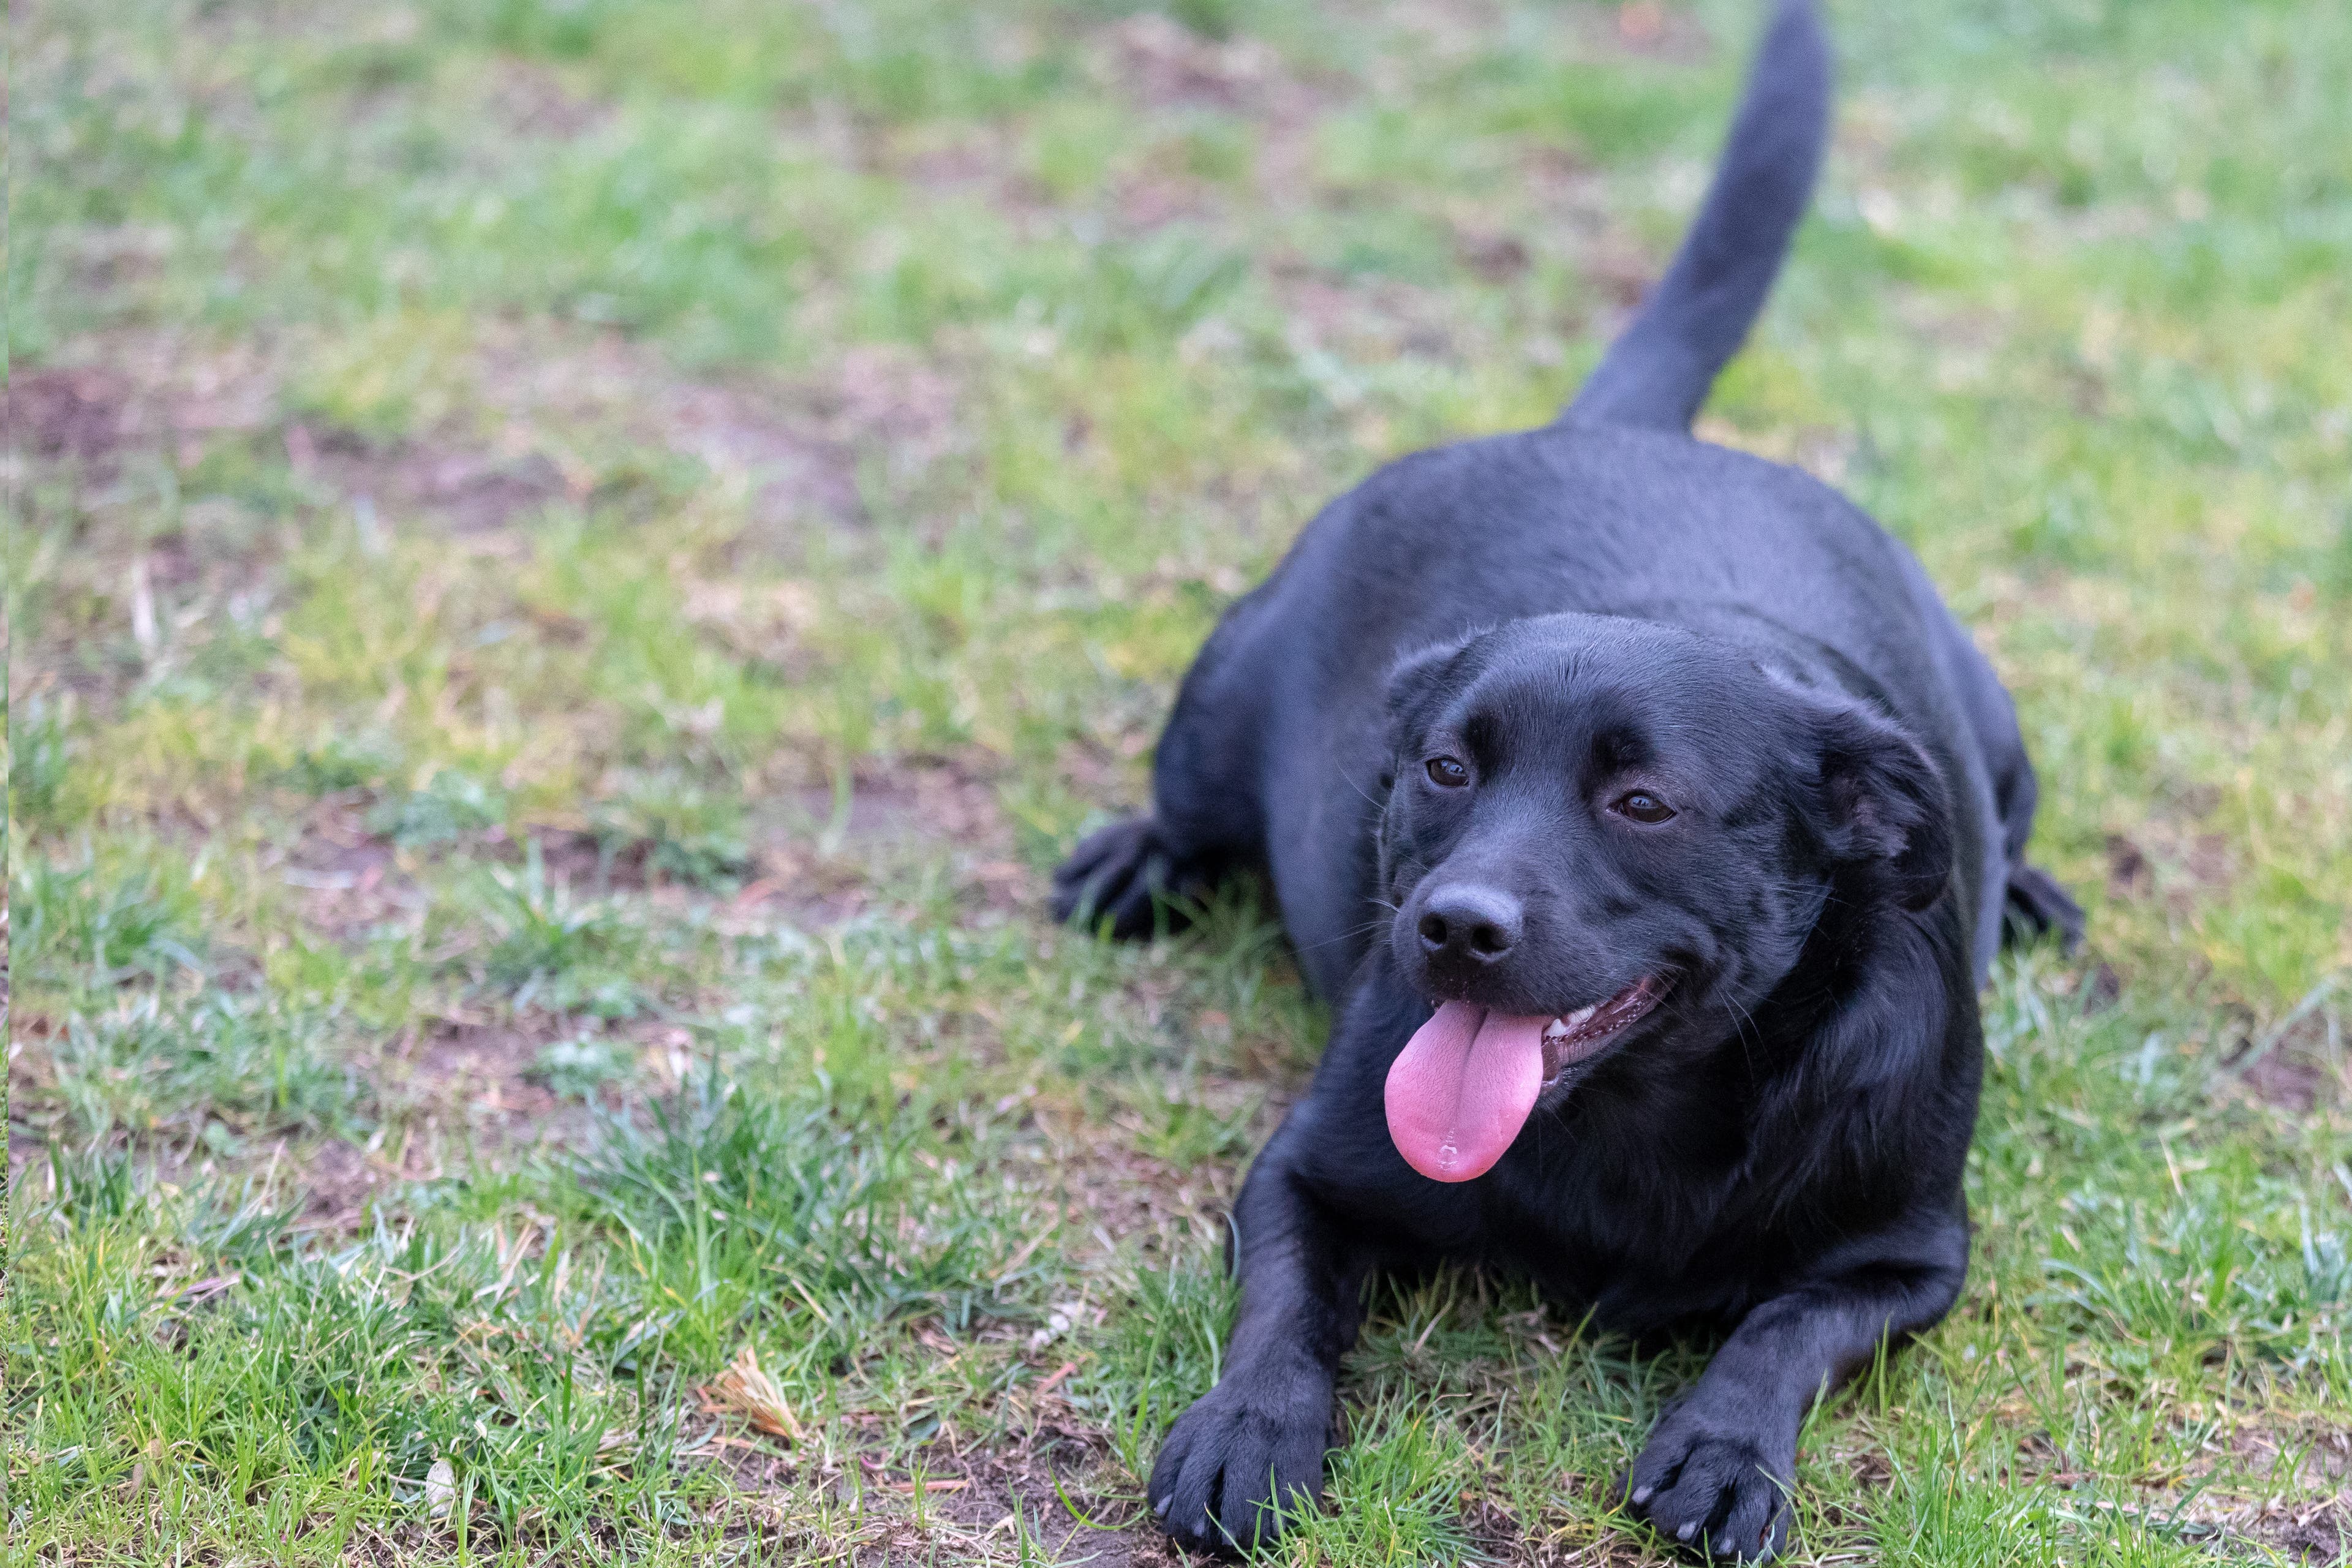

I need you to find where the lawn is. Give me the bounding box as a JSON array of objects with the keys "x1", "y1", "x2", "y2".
[{"x1": 6, "y1": 0, "x2": 2349, "y2": 1562}]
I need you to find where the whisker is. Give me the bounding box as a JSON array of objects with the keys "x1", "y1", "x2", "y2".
[
  {"x1": 1297, "y1": 914, "x2": 1402, "y2": 954},
  {"x1": 1336, "y1": 764, "x2": 1391, "y2": 816}
]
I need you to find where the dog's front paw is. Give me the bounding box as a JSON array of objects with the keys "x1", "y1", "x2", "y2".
[
  {"x1": 1148, "y1": 1373, "x2": 1333, "y2": 1556},
  {"x1": 1624, "y1": 1409, "x2": 1794, "y2": 1562}
]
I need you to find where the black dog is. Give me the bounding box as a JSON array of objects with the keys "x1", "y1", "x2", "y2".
[{"x1": 1052, "y1": 1, "x2": 2081, "y2": 1558}]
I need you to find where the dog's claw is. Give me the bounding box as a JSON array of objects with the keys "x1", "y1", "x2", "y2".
[
  {"x1": 1148, "y1": 1374, "x2": 1331, "y2": 1553},
  {"x1": 1628, "y1": 1419, "x2": 1793, "y2": 1562}
]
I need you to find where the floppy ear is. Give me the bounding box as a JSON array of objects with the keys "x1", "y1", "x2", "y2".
[
  {"x1": 1384, "y1": 635, "x2": 1477, "y2": 741},
  {"x1": 1375, "y1": 636, "x2": 1476, "y2": 882},
  {"x1": 1811, "y1": 701, "x2": 1954, "y2": 911}
]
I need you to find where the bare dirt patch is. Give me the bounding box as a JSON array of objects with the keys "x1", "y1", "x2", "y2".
[
  {"x1": 1038, "y1": 1134, "x2": 1243, "y2": 1264},
  {"x1": 886, "y1": 120, "x2": 1060, "y2": 225},
  {"x1": 1268, "y1": 262, "x2": 1471, "y2": 364},
  {"x1": 529, "y1": 826, "x2": 662, "y2": 892},
  {"x1": 19, "y1": 315, "x2": 973, "y2": 556},
  {"x1": 488, "y1": 58, "x2": 609, "y2": 140},
  {"x1": 783, "y1": 766, "x2": 1010, "y2": 852},
  {"x1": 904, "y1": 1446, "x2": 1174, "y2": 1568},
  {"x1": 2203, "y1": 1496, "x2": 2349, "y2": 1562},
  {"x1": 276, "y1": 812, "x2": 423, "y2": 941},
  {"x1": 2098, "y1": 1422, "x2": 2352, "y2": 1562},
  {"x1": 1096, "y1": 14, "x2": 1305, "y2": 115},
  {"x1": 396, "y1": 1016, "x2": 609, "y2": 1155},
  {"x1": 448, "y1": 326, "x2": 974, "y2": 544},
  {"x1": 12, "y1": 366, "x2": 143, "y2": 463},
  {"x1": 1597, "y1": 0, "x2": 1716, "y2": 63},
  {"x1": 680, "y1": 1434, "x2": 1174, "y2": 1567},
  {"x1": 2105, "y1": 825, "x2": 2237, "y2": 913},
  {"x1": 288, "y1": 423, "x2": 572, "y2": 535},
  {"x1": 728, "y1": 762, "x2": 1031, "y2": 926},
  {"x1": 284, "y1": 1134, "x2": 397, "y2": 1229},
  {"x1": 2219, "y1": 989, "x2": 2346, "y2": 1114},
  {"x1": 2236, "y1": 1047, "x2": 2334, "y2": 1115},
  {"x1": 9, "y1": 337, "x2": 278, "y2": 473},
  {"x1": 1091, "y1": 12, "x2": 1346, "y2": 215}
]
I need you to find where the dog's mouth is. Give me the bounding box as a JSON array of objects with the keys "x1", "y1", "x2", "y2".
[
  {"x1": 1383, "y1": 976, "x2": 1665, "y2": 1185},
  {"x1": 1537, "y1": 974, "x2": 1666, "y2": 1084}
]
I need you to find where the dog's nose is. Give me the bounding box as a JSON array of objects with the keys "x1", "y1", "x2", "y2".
[{"x1": 1417, "y1": 885, "x2": 1521, "y2": 965}]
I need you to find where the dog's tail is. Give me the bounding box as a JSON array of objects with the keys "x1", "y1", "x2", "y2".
[{"x1": 1563, "y1": 0, "x2": 1831, "y2": 431}]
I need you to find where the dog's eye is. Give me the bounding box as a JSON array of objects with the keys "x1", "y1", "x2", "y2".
[
  {"x1": 1613, "y1": 791, "x2": 1676, "y2": 824},
  {"x1": 1425, "y1": 756, "x2": 1470, "y2": 789}
]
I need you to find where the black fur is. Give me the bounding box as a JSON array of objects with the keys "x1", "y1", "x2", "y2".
[{"x1": 1052, "y1": 2, "x2": 2081, "y2": 1559}]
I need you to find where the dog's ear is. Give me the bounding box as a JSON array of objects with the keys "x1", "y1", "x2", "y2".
[
  {"x1": 1807, "y1": 700, "x2": 1954, "y2": 911},
  {"x1": 1384, "y1": 635, "x2": 1476, "y2": 741}
]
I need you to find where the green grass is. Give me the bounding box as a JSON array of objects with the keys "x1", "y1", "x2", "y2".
[{"x1": 7, "y1": 0, "x2": 2349, "y2": 1562}]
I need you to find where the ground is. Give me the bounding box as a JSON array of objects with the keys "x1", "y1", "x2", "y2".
[{"x1": 6, "y1": 0, "x2": 2350, "y2": 1562}]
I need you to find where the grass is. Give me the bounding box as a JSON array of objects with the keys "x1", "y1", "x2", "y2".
[{"x1": 6, "y1": 0, "x2": 2349, "y2": 1561}]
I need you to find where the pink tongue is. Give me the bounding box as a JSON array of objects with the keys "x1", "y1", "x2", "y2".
[{"x1": 1383, "y1": 1001, "x2": 1550, "y2": 1182}]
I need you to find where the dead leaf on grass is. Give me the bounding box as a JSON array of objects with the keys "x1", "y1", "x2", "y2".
[
  {"x1": 424, "y1": 1456, "x2": 456, "y2": 1520},
  {"x1": 702, "y1": 1344, "x2": 805, "y2": 1442}
]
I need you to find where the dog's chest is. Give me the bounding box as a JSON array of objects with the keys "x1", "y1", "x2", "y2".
[{"x1": 1474, "y1": 1145, "x2": 1785, "y2": 1330}]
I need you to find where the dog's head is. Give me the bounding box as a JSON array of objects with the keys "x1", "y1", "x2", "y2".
[{"x1": 1375, "y1": 613, "x2": 1951, "y2": 1181}]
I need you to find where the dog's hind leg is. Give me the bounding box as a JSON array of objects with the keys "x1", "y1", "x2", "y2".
[
  {"x1": 1049, "y1": 815, "x2": 1219, "y2": 938},
  {"x1": 1984, "y1": 726, "x2": 2084, "y2": 953},
  {"x1": 1051, "y1": 617, "x2": 1271, "y2": 940},
  {"x1": 1939, "y1": 606, "x2": 2084, "y2": 956},
  {"x1": 2003, "y1": 862, "x2": 2084, "y2": 952}
]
